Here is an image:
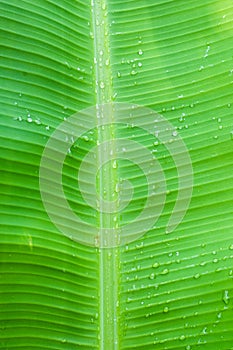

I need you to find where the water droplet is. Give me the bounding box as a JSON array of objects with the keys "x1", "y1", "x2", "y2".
[
  {"x1": 172, "y1": 131, "x2": 178, "y2": 137},
  {"x1": 46, "y1": 125, "x2": 50, "y2": 130},
  {"x1": 194, "y1": 273, "x2": 200, "y2": 279},
  {"x1": 112, "y1": 160, "x2": 117, "y2": 169},
  {"x1": 83, "y1": 135, "x2": 89, "y2": 142},
  {"x1": 223, "y1": 290, "x2": 230, "y2": 305},
  {"x1": 163, "y1": 306, "x2": 169, "y2": 313},
  {"x1": 204, "y1": 45, "x2": 210, "y2": 58},
  {"x1": 27, "y1": 117, "x2": 33, "y2": 123},
  {"x1": 161, "y1": 268, "x2": 169, "y2": 275},
  {"x1": 35, "y1": 118, "x2": 41, "y2": 125},
  {"x1": 186, "y1": 346, "x2": 191, "y2": 350},
  {"x1": 115, "y1": 183, "x2": 120, "y2": 193},
  {"x1": 117, "y1": 72, "x2": 121, "y2": 78},
  {"x1": 180, "y1": 335, "x2": 186, "y2": 341},
  {"x1": 149, "y1": 273, "x2": 155, "y2": 280},
  {"x1": 100, "y1": 81, "x2": 105, "y2": 89},
  {"x1": 152, "y1": 262, "x2": 159, "y2": 268},
  {"x1": 138, "y1": 49, "x2": 143, "y2": 56},
  {"x1": 202, "y1": 326, "x2": 208, "y2": 334}
]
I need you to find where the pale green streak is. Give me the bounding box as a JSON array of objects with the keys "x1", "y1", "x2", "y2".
[{"x1": 91, "y1": 0, "x2": 120, "y2": 349}]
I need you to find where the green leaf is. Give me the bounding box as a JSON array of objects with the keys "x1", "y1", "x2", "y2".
[{"x1": 1, "y1": 0, "x2": 233, "y2": 349}]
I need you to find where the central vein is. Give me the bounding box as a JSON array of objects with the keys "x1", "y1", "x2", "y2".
[{"x1": 91, "y1": 0, "x2": 120, "y2": 348}]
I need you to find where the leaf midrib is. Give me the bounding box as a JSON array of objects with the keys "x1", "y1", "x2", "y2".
[{"x1": 91, "y1": 0, "x2": 120, "y2": 349}]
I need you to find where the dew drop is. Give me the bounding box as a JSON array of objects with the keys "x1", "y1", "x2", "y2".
[
  {"x1": 115, "y1": 183, "x2": 120, "y2": 193},
  {"x1": 223, "y1": 290, "x2": 230, "y2": 305},
  {"x1": 131, "y1": 70, "x2": 137, "y2": 76},
  {"x1": 149, "y1": 273, "x2": 155, "y2": 280},
  {"x1": 100, "y1": 81, "x2": 105, "y2": 89},
  {"x1": 138, "y1": 49, "x2": 143, "y2": 56},
  {"x1": 35, "y1": 118, "x2": 41, "y2": 125},
  {"x1": 152, "y1": 262, "x2": 159, "y2": 268},
  {"x1": 180, "y1": 335, "x2": 186, "y2": 341},
  {"x1": 83, "y1": 135, "x2": 89, "y2": 142},
  {"x1": 163, "y1": 306, "x2": 169, "y2": 313},
  {"x1": 112, "y1": 160, "x2": 117, "y2": 169},
  {"x1": 202, "y1": 326, "x2": 208, "y2": 334},
  {"x1": 161, "y1": 268, "x2": 169, "y2": 275}
]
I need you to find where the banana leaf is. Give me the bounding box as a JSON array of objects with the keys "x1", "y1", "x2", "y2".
[{"x1": 1, "y1": 0, "x2": 233, "y2": 349}]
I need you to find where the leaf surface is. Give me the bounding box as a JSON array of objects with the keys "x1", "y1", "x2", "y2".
[{"x1": 1, "y1": 0, "x2": 233, "y2": 349}]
